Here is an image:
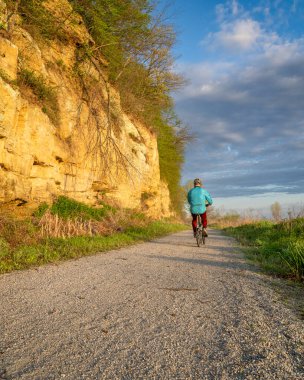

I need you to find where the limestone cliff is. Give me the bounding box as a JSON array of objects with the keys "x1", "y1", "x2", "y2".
[{"x1": 0, "y1": 0, "x2": 172, "y2": 217}]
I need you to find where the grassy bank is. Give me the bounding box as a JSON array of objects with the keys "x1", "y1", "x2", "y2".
[
  {"x1": 225, "y1": 218, "x2": 304, "y2": 281},
  {"x1": 0, "y1": 197, "x2": 187, "y2": 274}
]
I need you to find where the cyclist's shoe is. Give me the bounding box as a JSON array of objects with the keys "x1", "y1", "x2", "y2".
[{"x1": 203, "y1": 228, "x2": 208, "y2": 237}]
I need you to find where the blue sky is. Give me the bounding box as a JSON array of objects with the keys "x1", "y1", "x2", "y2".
[{"x1": 160, "y1": 0, "x2": 304, "y2": 215}]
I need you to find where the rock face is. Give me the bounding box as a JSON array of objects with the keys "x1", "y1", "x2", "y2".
[{"x1": 0, "y1": 0, "x2": 172, "y2": 217}]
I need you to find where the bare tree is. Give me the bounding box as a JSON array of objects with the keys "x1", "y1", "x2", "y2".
[
  {"x1": 73, "y1": 46, "x2": 140, "y2": 181},
  {"x1": 271, "y1": 201, "x2": 282, "y2": 221}
]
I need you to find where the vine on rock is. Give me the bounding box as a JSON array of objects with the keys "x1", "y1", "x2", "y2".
[{"x1": 74, "y1": 44, "x2": 139, "y2": 181}]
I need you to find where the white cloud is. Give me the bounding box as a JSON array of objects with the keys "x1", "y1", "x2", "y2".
[
  {"x1": 202, "y1": 120, "x2": 245, "y2": 143},
  {"x1": 177, "y1": 1, "x2": 304, "y2": 201},
  {"x1": 174, "y1": 61, "x2": 235, "y2": 99},
  {"x1": 224, "y1": 19, "x2": 260, "y2": 50},
  {"x1": 205, "y1": 19, "x2": 269, "y2": 51},
  {"x1": 176, "y1": 33, "x2": 304, "y2": 198},
  {"x1": 200, "y1": 84, "x2": 215, "y2": 94},
  {"x1": 262, "y1": 40, "x2": 304, "y2": 65},
  {"x1": 204, "y1": 0, "x2": 286, "y2": 54}
]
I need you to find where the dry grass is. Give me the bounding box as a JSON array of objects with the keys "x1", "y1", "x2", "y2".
[
  {"x1": 0, "y1": 197, "x2": 187, "y2": 274},
  {"x1": 37, "y1": 208, "x2": 148, "y2": 239},
  {"x1": 0, "y1": 196, "x2": 169, "y2": 252},
  {"x1": 209, "y1": 211, "x2": 262, "y2": 229},
  {"x1": 38, "y1": 211, "x2": 110, "y2": 238},
  {"x1": 0, "y1": 215, "x2": 37, "y2": 248},
  {"x1": 211, "y1": 217, "x2": 261, "y2": 229}
]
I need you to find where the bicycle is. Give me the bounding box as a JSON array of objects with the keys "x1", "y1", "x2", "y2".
[{"x1": 195, "y1": 214, "x2": 205, "y2": 247}]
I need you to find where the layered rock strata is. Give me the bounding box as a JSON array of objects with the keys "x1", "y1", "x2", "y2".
[{"x1": 0, "y1": 0, "x2": 172, "y2": 217}]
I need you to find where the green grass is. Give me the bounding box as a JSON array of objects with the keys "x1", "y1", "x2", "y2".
[
  {"x1": 47, "y1": 196, "x2": 115, "y2": 220},
  {"x1": 17, "y1": 69, "x2": 59, "y2": 126},
  {"x1": 0, "y1": 221, "x2": 187, "y2": 274},
  {"x1": 225, "y1": 218, "x2": 304, "y2": 281},
  {"x1": 7, "y1": 0, "x2": 67, "y2": 41},
  {"x1": 33, "y1": 196, "x2": 115, "y2": 220},
  {"x1": 0, "y1": 68, "x2": 13, "y2": 83}
]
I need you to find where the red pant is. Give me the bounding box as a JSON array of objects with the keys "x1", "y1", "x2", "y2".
[{"x1": 192, "y1": 212, "x2": 207, "y2": 232}]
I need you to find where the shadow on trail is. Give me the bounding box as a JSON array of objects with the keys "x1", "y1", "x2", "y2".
[
  {"x1": 149, "y1": 230, "x2": 233, "y2": 246},
  {"x1": 146, "y1": 254, "x2": 258, "y2": 273},
  {"x1": 147, "y1": 241, "x2": 201, "y2": 248},
  {"x1": 148, "y1": 240, "x2": 240, "y2": 253}
]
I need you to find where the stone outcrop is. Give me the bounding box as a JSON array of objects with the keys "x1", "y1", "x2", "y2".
[{"x1": 0, "y1": 0, "x2": 172, "y2": 217}]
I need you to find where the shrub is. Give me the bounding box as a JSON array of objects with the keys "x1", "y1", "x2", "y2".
[
  {"x1": 225, "y1": 218, "x2": 304, "y2": 281},
  {"x1": 17, "y1": 69, "x2": 60, "y2": 126},
  {"x1": 16, "y1": 0, "x2": 67, "y2": 41},
  {"x1": 49, "y1": 196, "x2": 114, "y2": 220},
  {"x1": 155, "y1": 112, "x2": 186, "y2": 215},
  {"x1": 0, "y1": 216, "x2": 38, "y2": 249},
  {"x1": 33, "y1": 202, "x2": 49, "y2": 218},
  {"x1": 0, "y1": 68, "x2": 12, "y2": 83},
  {"x1": 281, "y1": 241, "x2": 304, "y2": 281},
  {"x1": 0, "y1": 238, "x2": 9, "y2": 257}
]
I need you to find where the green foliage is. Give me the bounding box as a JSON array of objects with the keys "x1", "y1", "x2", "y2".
[
  {"x1": 18, "y1": 69, "x2": 59, "y2": 125},
  {"x1": 117, "y1": 60, "x2": 173, "y2": 125},
  {"x1": 155, "y1": 111, "x2": 186, "y2": 214},
  {"x1": 70, "y1": 0, "x2": 182, "y2": 123},
  {"x1": 225, "y1": 218, "x2": 304, "y2": 281},
  {"x1": 49, "y1": 196, "x2": 114, "y2": 220},
  {"x1": 0, "y1": 68, "x2": 12, "y2": 83},
  {"x1": 281, "y1": 241, "x2": 304, "y2": 280},
  {"x1": 15, "y1": 0, "x2": 66, "y2": 41},
  {"x1": 0, "y1": 238, "x2": 9, "y2": 257},
  {"x1": 69, "y1": 0, "x2": 153, "y2": 74},
  {"x1": 18, "y1": 68, "x2": 54, "y2": 100},
  {"x1": 33, "y1": 202, "x2": 49, "y2": 218}
]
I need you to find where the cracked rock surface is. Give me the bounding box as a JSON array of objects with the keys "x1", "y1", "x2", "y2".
[{"x1": 0, "y1": 230, "x2": 303, "y2": 379}]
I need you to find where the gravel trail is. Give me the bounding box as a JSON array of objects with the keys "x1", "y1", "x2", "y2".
[{"x1": 0, "y1": 230, "x2": 303, "y2": 380}]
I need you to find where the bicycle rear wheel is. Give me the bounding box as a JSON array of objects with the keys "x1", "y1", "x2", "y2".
[
  {"x1": 196, "y1": 215, "x2": 202, "y2": 247},
  {"x1": 196, "y1": 229, "x2": 202, "y2": 247}
]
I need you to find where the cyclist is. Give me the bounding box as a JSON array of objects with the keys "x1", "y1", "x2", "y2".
[{"x1": 187, "y1": 178, "x2": 213, "y2": 238}]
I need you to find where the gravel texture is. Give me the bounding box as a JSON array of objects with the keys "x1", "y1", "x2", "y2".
[{"x1": 0, "y1": 229, "x2": 303, "y2": 380}]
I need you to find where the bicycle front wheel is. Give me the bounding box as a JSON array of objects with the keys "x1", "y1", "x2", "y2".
[{"x1": 196, "y1": 229, "x2": 202, "y2": 247}]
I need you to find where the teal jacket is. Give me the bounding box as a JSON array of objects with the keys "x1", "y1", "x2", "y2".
[{"x1": 187, "y1": 186, "x2": 213, "y2": 214}]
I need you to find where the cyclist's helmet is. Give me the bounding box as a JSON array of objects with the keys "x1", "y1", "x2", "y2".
[{"x1": 194, "y1": 178, "x2": 201, "y2": 186}]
